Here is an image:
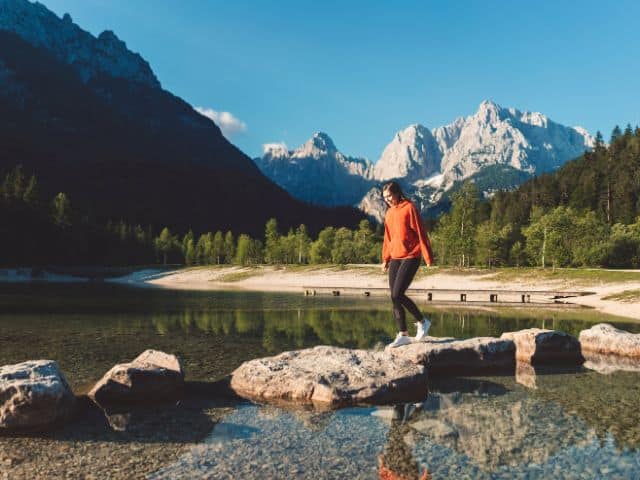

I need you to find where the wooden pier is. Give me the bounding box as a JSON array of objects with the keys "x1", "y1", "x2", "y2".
[{"x1": 302, "y1": 286, "x2": 594, "y2": 307}]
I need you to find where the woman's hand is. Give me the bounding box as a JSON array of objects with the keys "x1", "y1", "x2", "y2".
[{"x1": 382, "y1": 261, "x2": 389, "y2": 273}]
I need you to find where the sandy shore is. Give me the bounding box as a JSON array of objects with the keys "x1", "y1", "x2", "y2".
[{"x1": 116, "y1": 265, "x2": 640, "y2": 322}]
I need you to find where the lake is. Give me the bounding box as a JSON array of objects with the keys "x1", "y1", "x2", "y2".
[{"x1": 1, "y1": 283, "x2": 639, "y2": 479}]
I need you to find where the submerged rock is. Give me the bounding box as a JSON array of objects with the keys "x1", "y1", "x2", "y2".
[
  {"x1": 388, "y1": 336, "x2": 515, "y2": 375},
  {"x1": 583, "y1": 351, "x2": 640, "y2": 374},
  {"x1": 0, "y1": 360, "x2": 75, "y2": 431},
  {"x1": 407, "y1": 391, "x2": 596, "y2": 471},
  {"x1": 501, "y1": 328, "x2": 584, "y2": 365},
  {"x1": 230, "y1": 346, "x2": 427, "y2": 408},
  {"x1": 89, "y1": 349, "x2": 184, "y2": 405},
  {"x1": 579, "y1": 323, "x2": 640, "y2": 358}
]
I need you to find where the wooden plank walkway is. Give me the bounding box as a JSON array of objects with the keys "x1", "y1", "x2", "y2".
[{"x1": 301, "y1": 286, "x2": 594, "y2": 305}]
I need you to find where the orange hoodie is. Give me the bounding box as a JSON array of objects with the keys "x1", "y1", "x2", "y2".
[{"x1": 382, "y1": 199, "x2": 433, "y2": 265}]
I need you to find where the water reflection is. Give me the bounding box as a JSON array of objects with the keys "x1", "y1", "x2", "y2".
[
  {"x1": 2, "y1": 285, "x2": 640, "y2": 478},
  {"x1": 378, "y1": 404, "x2": 431, "y2": 480},
  {"x1": 146, "y1": 375, "x2": 640, "y2": 479}
]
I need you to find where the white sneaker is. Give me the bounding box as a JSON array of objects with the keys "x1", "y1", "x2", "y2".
[
  {"x1": 415, "y1": 318, "x2": 431, "y2": 341},
  {"x1": 387, "y1": 333, "x2": 412, "y2": 348}
]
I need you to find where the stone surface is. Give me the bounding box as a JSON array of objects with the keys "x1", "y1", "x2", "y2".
[
  {"x1": 0, "y1": 360, "x2": 75, "y2": 430},
  {"x1": 230, "y1": 346, "x2": 427, "y2": 408},
  {"x1": 501, "y1": 328, "x2": 584, "y2": 365},
  {"x1": 579, "y1": 323, "x2": 640, "y2": 358},
  {"x1": 88, "y1": 349, "x2": 184, "y2": 405},
  {"x1": 583, "y1": 351, "x2": 640, "y2": 374},
  {"x1": 387, "y1": 336, "x2": 515, "y2": 375}
]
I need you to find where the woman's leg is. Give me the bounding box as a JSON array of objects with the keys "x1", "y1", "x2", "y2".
[
  {"x1": 390, "y1": 258, "x2": 423, "y2": 327},
  {"x1": 388, "y1": 259, "x2": 406, "y2": 332}
]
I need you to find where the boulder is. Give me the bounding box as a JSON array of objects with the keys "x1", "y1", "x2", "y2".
[
  {"x1": 230, "y1": 346, "x2": 427, "y2": 408},
  {"x1": 579, "y1": 323, "x2": 640, "y2": 358},
  {"x1": 0, "y1": 360, "x2": 75, "y2": 430},
  {"x1": 88, "y1": 349, "x2": 184, "y2": 405},
  {"x1": 501, "y1": 329, "x2": 583, "y2": 365},
  {"x1": 388, "y1": 337, "x2": 515, "y2": 375}
]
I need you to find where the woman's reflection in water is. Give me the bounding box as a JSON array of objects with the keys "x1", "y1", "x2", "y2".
[{"x1": 378, "y1": 403, "x2": 431, "y2": 480}]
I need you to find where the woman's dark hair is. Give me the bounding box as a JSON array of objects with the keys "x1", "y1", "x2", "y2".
[{"x1": 382, "y1": 181, "x2": 406, "y2": 201}]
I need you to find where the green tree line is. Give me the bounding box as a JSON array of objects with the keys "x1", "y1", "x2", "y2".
[
  {"x1": 154, "y1": 217, "x2": 382, "y2": 267},
  {"x1": 3, "y1": 124, "x2": 639, "y2": 268},
  {"x1": 0, "y1": 164, "x2": 383, "y2": 267}
]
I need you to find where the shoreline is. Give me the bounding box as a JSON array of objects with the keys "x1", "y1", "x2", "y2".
[
  {"x1": 121, "y1": 265, "x2": 640, "y2": 322},
  {"x1": 3, "y1": 265, "x2": 640, "y2": 321}
]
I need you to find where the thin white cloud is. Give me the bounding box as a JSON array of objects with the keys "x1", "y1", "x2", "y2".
[
  {"x1": 195, "y1": 106, "x2": 247, "y2": 139},
  {"x1": 262, "y1": 142, "x2": 289, "y2": 154}
]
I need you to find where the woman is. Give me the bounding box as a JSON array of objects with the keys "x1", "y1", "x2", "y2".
[{"x1": 381, "y1": 181, "x2": 433, "y2": 348}]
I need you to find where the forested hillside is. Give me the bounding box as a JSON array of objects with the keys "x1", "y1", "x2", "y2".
[{"x1": 432, "y1": 126, "x2": 640, "y2": 268}]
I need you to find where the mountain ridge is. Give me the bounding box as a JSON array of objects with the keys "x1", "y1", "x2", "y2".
[
  {"x1": 255, "y1": 100, "x2": 595, "y2": 222},
  {"x1": 0, "y1": 0, "x2": 365, "y2": 236},
  {"x1": 0, "y1": 0, "x2": 159, "y2": 88}
]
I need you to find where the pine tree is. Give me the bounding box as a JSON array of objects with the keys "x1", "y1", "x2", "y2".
[
  {"x1": 295, "y1": 224, "x2": 311, "y2": 264},
  {"x1": 447, "y1": 181, "x2": 479, "y2": 267},
  {"x1": 1, "y1": 165, "x2": 26, "y2": 202},
  {"x1": 264, "y1": 218, "x2": 281, "y2": 264},
  {"x1": 213, "y1": 231, "x2": 224, "y2": 264},
  {"x1": 23, "y1": 175, "x2": 39, "y2": 206},
  {"x1": 155, "y1": 227, "x2": 177, "y2": 265},
  {"x1": 235, "y1": 234, "x2": 251, "y2": 266},
  {"x1": 51, "y1": 192, "x2": 72, "y2": 227},
  {"x1": 223, "y1": 231, "x2": 235, "y2": 263}
]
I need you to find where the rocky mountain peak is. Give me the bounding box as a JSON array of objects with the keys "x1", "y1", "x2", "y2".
[
  {"x1": 0, "y1": 0, "x2": 160, "y2": 88},
  {"x1": 262, "y1": 143, "x2": 289, "y2": 159},
  {"x1": 97, "y1": 29, "x2": 123, "y2": 47},
  {"x1": 475, "y1": 99, "x2": 505, "y2": 123},
  {"x1": 373, "y1": 123, "x2": 441, "y2": 182},
  {"x1": 254, "y1": 132, "x2": 373, "y2": 207},
  {"x1": 299, "y1": 132, "x2": 337, "y2": 157}
]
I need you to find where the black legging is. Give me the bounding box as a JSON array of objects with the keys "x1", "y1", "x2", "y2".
[{"x1": 388, "y1": 257, "x2": 423, "y2": 332}]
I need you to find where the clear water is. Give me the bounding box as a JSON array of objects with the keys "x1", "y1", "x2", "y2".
[{"x1": 1, "y1": 283, "x2": 639, "y2": 479}]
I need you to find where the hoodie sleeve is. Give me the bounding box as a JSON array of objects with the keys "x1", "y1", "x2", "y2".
[
  {"x1": 409, "y1": 203, "x2": 433, "y2": 265},
  {"x1": 382, "y1": 216, "x2": 391, "y2": 262}
]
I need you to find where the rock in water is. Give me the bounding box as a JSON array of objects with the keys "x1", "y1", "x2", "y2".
[
  {"x1": 88, "y1": 349, "x2": 184, "y2": 405},
  {"x1": 582, "y1": 351, "x2": 640, "y2": 374},
  {"x1": 0, "y1": 360, "x2": 75, "y2": 430},
  {"x1": 501, "y1": 329, "x2": 584, "y2": 365},
  {"x1": 579, "y1": 323, "x2": 640, "y2": 358},
  {"x1": 230, "y1": 346, "x2": 427, "y2": 408},
  {"x1": 387, "y1": 337, "x2": 515, "y2": 375}
]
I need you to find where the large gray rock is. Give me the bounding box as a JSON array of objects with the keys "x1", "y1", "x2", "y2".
[
  {"x1": 0, "y1": 360, "x2": 75, "y2": 430},
  {"x1": 579, "y1": 323, "x2": 640, "y2": 358},
  {"x1": 230, "y1": 346, "x2": 427, "y2": 408},
  {"x1": 89, "y1": 350, "x2": 184, "y2": 405},
  {"x1": 501, "y1": 328, "x2": 584, "y2": 365},
  {"x1": 388, "y1": 336, "x2": 515, "y2": 375}
]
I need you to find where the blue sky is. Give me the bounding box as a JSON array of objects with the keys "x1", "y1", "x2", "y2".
[{"x1": 43, "y1": 0, "x2": 640, "y2": 161}]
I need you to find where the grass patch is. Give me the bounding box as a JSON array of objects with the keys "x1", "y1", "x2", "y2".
[
  {"x1": 488, "y1": 268, "x2": 640, "y2": 284},
  {"x1": 602, "y1": 289, "x2": 640, "y2": 302},
  {"x1": 218, "y1": 269, "x2": 260, "y2": 282}
]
